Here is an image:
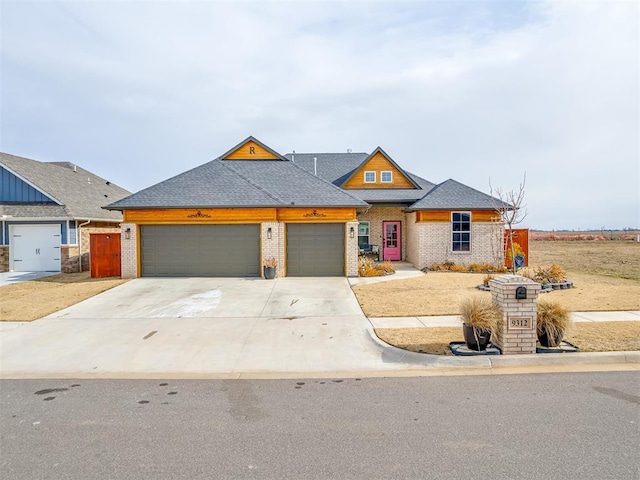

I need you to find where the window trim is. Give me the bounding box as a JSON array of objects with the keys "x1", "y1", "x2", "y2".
[
  {"x1": 451, "y1": 211, "x2": 471, "y2": 252},
  {"x1": 364, "y1": 171, "x2": 376, "y2": 183},
  {"x1": 381, "y1": 171, "x2": 393, "y2": 183}
]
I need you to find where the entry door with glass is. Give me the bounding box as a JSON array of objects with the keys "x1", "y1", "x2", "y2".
[{"x1": 382, "y1": 221, "x2": 401, "y2": 261}]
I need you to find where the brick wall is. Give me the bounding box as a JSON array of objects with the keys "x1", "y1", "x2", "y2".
[
  {"x1": 120, "y1": 223, "x2": 138, "y2": 278},
  {"x1": 357, "y1": 207, "x2": 407, "y2": 260},
  {"x1": 406, "y1": 219, "x2": 504, "y2": 270},
  {"x1": 346, "y1": 220, "x2": 359, "y2": 276},
  {"x1": 261, "y1": 222, "x2": 285, "y2": 278}
]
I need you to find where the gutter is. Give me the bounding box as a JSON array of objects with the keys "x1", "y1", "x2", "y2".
[{"x1": 77, "y1": 220, "x2": 91, "y2": 273}]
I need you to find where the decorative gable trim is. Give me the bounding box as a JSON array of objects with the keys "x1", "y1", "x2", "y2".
[
  {"x1": 219, "y1": 136, "x2": 288, "y2": 161},
  {"x1": 339, "y1": 147, "x2": 421, "y2": 189},
  {"x1": 0, "y1": 164, "x2": 62, "y2": 205}
]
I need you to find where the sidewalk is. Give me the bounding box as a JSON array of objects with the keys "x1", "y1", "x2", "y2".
[{"x1": 369, "y1": 311, "x2": 640, "y2": 328}]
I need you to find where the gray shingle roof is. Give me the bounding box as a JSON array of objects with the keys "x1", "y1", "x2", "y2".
[
  {"x1": 106, "y1": 159, "x2": 368, "y2": 209},
  {"x1": 408, "y1": 179, "x2": 510, "y2": 210},
  {"x1": 285, "y1": 152, "x2": 367, "y2": 185},
  {"x1": 346, "y1": 189, "x2": 433, "y2": 203},
  {"x1": 0, "y1": 152, "x2": 131, "y2": 220}
]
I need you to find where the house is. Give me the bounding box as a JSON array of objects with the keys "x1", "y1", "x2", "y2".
[
  {"x1": 0, "y1": 153, "x2": 131, "y2": 273},
  {"x1": 107, "y1": 136, "x2": 507, "y2": 278}
]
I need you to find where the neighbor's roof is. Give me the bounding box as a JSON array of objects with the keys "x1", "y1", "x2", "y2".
[
  {"x1": 407, "y1": 179, "x2": 510, "y2": 210},
  {"x1": 0, "y1": 152, "x2": 131, "y2": 220},
  {"x1": 106, "y1": 159, "x2": 368, "y2": 210}
]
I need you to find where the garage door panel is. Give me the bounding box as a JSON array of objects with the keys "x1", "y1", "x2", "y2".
[
  {"x1": 286, "y1": 224, "x2": 344, "y2": 276},
  {"x1": 141, "y1": 225, "x2": 259, "y2": 277}
]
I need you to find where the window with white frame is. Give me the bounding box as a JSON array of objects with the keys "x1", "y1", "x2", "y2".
[
  {"x1": 381, "y1": 171, "x2": 393, "y2": 183},
  {"x1": 364, "y1": 171, "x2": 376, "y2": 183},
  {"x1": 358, "y1": 221, "x2": 370, "y2": 246},
  {"x1": 452, "y1": 212, "x2": 471, "y2": 251}
]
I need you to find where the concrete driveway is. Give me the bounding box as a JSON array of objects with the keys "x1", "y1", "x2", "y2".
[
  {"x1": 0, "y1": 271, "x2": 58, "y2": 287},
  {"x1": 1, "y1": 277, "x2": 480, "y2": 377}
]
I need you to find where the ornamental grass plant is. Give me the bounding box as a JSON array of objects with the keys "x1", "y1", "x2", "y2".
[{"x1": 536, "y1": 298, "x2": 572, "y2": 347}]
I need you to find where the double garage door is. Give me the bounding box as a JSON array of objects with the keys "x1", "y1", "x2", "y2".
[{"x1": 140, "y1": 223, "x2": 345, "y2": 277}]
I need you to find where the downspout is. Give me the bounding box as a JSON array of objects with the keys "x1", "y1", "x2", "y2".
[{"x1": 78, "y1": 220, "x2": 91, "y2": 272}]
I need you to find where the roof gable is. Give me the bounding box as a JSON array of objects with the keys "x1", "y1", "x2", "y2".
[
  {"x1": 340, "y1": 147, "x2": 421, "y2": 189},
  {"x1": 408, "y1": 179, "x2": 509, "y2": 210},
  {"x1": 220, "y1": 136, "x2": 287, "y2": 161},
  {"x1": 1, "y1": 165, "x2": 59, "y2": 203}
]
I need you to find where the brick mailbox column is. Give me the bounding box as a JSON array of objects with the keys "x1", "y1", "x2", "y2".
[{"x1": 489, "y1": 275, "x2": 542, "y2": 354}]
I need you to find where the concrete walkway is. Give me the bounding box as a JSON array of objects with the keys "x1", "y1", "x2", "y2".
[
  {"x1": 369, "y1": 311, "x2": 640, "y2": 328},
  {"x1": 348, "y1": 261, "x2": 424, "y2": 286}
]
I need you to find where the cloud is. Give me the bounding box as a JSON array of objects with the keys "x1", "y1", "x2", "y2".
[{"x1": 1, "y1": 0, "x2": 637, "y2": 229}]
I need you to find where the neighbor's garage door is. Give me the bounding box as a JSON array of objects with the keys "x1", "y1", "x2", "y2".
[
  {"x1": 11, "y1": 224, "x2": 61, "y2": 272},
  {"x1": 286, "y1": 224, "x2": 344, "y2": 276},
  {"x1": 140, "y1": 225, "x2": 260, "y2": 277}
]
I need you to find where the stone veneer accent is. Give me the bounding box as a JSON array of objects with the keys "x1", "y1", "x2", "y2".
[
  {"x1": 357, "y1": 207, "x2": 407, "y2": 260},
  {"x1": 120, "y1": 223, "x2": 138, "y2": 278},
  {"x1": 405, "y1": 213, "x2": 504, "y2": 270},
  {"x1": 490, "y1": 275, "x2": 541, "y2": 355},
  {"x1": 0, "y1": 246, "x2": 8, "y2": 272}
]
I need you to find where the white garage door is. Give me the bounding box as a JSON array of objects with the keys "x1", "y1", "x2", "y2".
[{"x1": 11, "y1": 224, "x2": 61, "y2": 272}]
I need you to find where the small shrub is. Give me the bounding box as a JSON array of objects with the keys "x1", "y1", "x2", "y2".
[
  {"x1": 483, "y1": 274, "x2": 495, "y2": 286},
  {"x1": 537, "y1": 298, "x2": 572, "y2": 347},
  {"x1": 459, "y1": 296, "x2": 501, "y2": 330},
  {"x1": 428, "y1": 262, "x2": 507, "y2": 274},
  {"x1": 358, "y1": 257, "x2": 396, "y2": 277},
  {"x1": 263, "y1": 257, "x2": 277, "y2": 268}
]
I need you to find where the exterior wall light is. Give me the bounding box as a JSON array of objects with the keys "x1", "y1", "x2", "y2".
[
  {"x1": 125, "y1": 227, "x2": 131, "y2": 240},
  {"x1": 349, "y1": 226, "x2": 355, "y2": 238},
  {"x1": 267, "y1": 227, "x2": 272, "y2": 239}
]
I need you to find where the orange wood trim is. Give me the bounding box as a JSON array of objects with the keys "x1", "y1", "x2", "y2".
[
  {"x1": 224, "y1": 141, "x2": 278, "y2": 160},
  {"x1": 276, "y1": 208, "x2": 357, "y2": 222},
  {"x1": 123, "y1": 208, "x2": 277, "y2": 223},
  {"x1": 343, "y1": 152, "x2": 417, "y2": 189},
  {"x1": 416, "y1": 210, "x2": 500, "y2": 222}
]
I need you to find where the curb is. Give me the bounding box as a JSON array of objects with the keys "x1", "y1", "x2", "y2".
[{"x1": 368, "y1": 328, "x2": 640, "y2": 369}]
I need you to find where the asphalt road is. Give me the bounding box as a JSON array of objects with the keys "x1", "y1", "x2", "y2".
[{"x1": 1, "y1": 372, "x2": 638, "y2": 479}]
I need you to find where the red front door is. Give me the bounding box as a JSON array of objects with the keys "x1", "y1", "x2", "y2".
[{"x1": 383, "y1": 221, "x2": 401, "y2": 261}]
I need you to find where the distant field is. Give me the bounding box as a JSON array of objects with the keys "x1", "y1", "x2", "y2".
[
  {"x1": 529, "y1": 240, "x2": 640, "y2": 281},
  {"x1": 531, "y1": 229, "x2": 639, "y2": 241}
]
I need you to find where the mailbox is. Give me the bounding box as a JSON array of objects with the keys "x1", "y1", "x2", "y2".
[{"x1": 515, "y1": 286, "x2": 527, "y2": 300}]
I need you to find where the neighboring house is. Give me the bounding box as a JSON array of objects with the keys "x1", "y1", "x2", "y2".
[
  {"x1": 0, "y1": 153, "x2": 131, "y2": 273},
  {"x1": 107, "y1": 136, "x2": 508, "y2": 279}
]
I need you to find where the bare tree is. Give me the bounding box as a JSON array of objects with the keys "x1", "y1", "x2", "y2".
[{"x1": 490, "y1": 173, "x2": 528, "y2": 274}]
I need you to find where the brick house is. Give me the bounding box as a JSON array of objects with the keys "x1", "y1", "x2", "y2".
[
  {"x1": 0, "y1": 153, "x2": 130, "y2": 273},
  {"x1": 107, "y1": 136, "x2": 507, "y2": 278}
]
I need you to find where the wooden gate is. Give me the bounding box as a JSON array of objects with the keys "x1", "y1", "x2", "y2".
[
  {"x1": 505, "y1": 229, "x2": 529, "y2": 267},
  {"x1": 90, "y1": 233, "x2": 121, "y2": 278}
]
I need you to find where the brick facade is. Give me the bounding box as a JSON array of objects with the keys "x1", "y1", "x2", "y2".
[
  {"x1": 357, "y1": 207, "x2": 407, "y2": 260},
  {"x1": 261, "y1": 222, "x2": 285, "y2": 278},
  {"x1": 405, "y1": 213, "x2": 504, "y2": 270},
  {"x1": 120, "y1": 223, "x2": 138, "y2": 278},
  {"x1": 345, "y1": 221, "x2": 359, "y2": 277}
]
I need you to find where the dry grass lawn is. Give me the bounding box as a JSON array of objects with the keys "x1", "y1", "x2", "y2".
[
  {"x1": 376, "y1": 322, "x2": 640, "y2": 355},
  {"x1": 1, "y1": 272, "x2": 128, "y2": 321},
  {"x1": 353, "y1": 240, "x2": 640, "y2": 317}
]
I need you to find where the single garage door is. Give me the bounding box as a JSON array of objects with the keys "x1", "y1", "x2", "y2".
[
  {"x1": 141, "y1": 225, "x2": 260, "y2": 277},
  {"x1": 286, "y1": 224, "x2": 344, "y2": 276},
  {"x1": 11, "y1": 224, "x2": 61, "y2": 272}
]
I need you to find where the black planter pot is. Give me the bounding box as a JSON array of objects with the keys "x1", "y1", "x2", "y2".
[
  {"x1": 263, "y1": 266, "x2": 276, "y2": 280},
  {"x1": 463, "y1": 324, "x2": 492, "y2": 351},
  {"x1": 537, "y1": 325, "x2": 563, "y2": 347}
]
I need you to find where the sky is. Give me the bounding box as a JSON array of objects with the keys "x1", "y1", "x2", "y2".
[{"x1": 1, "y1": 0, "x2": 638, "y2": 230}]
